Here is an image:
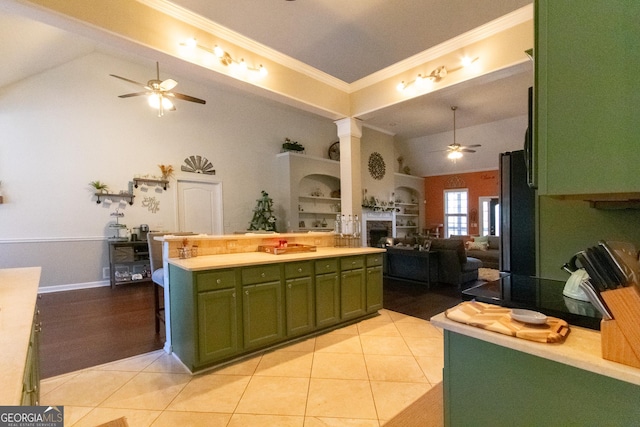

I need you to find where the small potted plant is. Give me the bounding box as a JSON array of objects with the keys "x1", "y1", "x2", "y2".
[
  {"x1": 89, "y1": 180, "x2": 109, "y2": 194},
  {"x1": 158, "y1": 164, "x2": 174, "y2": 180},
  {"x1": 282, "y1": 138, "x2": 305, "y2": 152}
]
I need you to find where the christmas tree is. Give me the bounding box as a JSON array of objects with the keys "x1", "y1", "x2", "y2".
[{"x1": 248, "y1": 190, "x2": 277, "y2": 231}]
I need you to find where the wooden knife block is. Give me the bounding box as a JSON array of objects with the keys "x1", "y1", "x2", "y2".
[{"x1": 600, "y1": 286, "x2": 640, "y2": 368}]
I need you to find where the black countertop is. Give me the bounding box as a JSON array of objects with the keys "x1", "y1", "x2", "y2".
[{"x1": 462, "y1": 275, "x2": 602, "y2": 330}]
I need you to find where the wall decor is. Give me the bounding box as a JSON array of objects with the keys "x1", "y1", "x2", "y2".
[
  {"x1": 445, "y1": 175, "x2": 466, "y2": 189},
  {"x1": 181, "y1": 155, "x2": 215, "y2": 174},
  {"x1": 142, "y1": 196, "x2": 160, "y2": 213},
  {"x1": 328, "y1": 141, "x2": 340, "y2": 160},
  {"x1": 368, "y1": 152, "x2": 386, "y2": 180}
]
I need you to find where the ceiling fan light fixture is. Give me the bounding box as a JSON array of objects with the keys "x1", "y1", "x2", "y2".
[
  {"x1": 147, "y1": 93, "x2": 173, "y2": 110},
  {"x1": 447, "y1": 150, "x2": 463, "y2": 160}
]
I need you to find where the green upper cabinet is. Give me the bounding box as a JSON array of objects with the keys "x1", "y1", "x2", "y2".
[{"x1": 535, "y1": 0, "x2": 640, "y2": 196}]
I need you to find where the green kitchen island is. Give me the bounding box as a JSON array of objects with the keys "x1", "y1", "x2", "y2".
[
  {"x1": 167, "y1": 246, "x2": 384, "y2": 373},
  {"x1": 431, "y1": 312, "x2": 640, "y2": 426}
]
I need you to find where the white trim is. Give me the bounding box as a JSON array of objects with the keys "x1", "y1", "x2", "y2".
[
  {"x1": 138, "y1": 0, "x2": 350, "y2": 92},
  {"x1": 350, "y1": 4, "x2": 534, "y2": 91},
  {"x1": 0, "y1": 236, "x2": 108, "y2": 244},
  {"x1": 38, "y1": 280, "x2": 110, "y2": 294},
  {"x1": 137, "y1": 0, "x2": 532, "y2": 93}
]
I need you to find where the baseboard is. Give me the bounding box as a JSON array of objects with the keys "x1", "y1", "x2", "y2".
[{"x1": 38, "y1": 280, "x2": 110, "y2": 294}]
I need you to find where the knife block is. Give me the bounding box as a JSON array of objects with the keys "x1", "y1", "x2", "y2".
[{"x1": 600, "y1": 286, "x2": 640, "y2": 368}]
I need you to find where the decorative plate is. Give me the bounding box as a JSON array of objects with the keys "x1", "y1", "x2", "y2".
[
  {"x1": 328, "y1": 141, "x2": 340, "y2": 161},
  {"x1": 368, "y1": 152, "x2": 386, "y2": 180}
]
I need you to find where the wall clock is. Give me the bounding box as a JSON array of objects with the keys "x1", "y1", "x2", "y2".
[
  {"x1": 328, "y1": 141, "x2": 340, "y2": 161},
  {"x1": 368, "y1": 152, "x2": 386, "y2": 180}
]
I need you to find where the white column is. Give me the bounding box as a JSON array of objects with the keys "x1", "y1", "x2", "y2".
[{"x1": 335, "y1": 118, "x2": 363, "y2": 220}]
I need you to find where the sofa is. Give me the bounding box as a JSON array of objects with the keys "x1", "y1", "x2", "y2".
[
  {"x1": 452, "y1": 235, "x2": 500, "y2": 270},
  {"x1": 429, "y1": 238, "x2": 483, "y2": 287},
  {"x1": 383, "y1": 236, "x2": 483, "y2": 287}
]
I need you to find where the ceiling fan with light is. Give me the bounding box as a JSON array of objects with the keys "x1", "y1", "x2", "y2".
[
  {"x1": 110, "y1": 62, "x2": 206, "y2": 117},
  {"x1": 431, "y1": 106, "x2": 481, "y2": 160}
]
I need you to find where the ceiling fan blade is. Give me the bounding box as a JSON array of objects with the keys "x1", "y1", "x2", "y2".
[
  {"x1": 461, "y1": 149, "x2": 476, "y2": 153},
  {"x1": 118, "y1": 91, "x2": 150, "y2": 98},
  {"x1": 110, "y1": 74, "x2": 151, "y2": 90},
  {"x1": 462, "y1": 144, "x2": 482, "y2": 148},
  {"x1": 160, "y1": 79, "x2": 178, "y2": 91},
  {"x1": 168, "y1": 92, "x2": 207, "y2": 104}
]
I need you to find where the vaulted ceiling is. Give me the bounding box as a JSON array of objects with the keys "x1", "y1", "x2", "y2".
[{"x1": 0, "y1": 0, "x2": 533, "y2": 143}]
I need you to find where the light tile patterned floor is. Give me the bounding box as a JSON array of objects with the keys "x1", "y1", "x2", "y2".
[{"x1": 40, "y1": 309, "x2": 444, "y2": 427}]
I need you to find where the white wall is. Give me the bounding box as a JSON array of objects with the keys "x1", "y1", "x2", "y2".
[
  {"x1": 0, "y1": 52, "x2": 339, "y2": 287},
  {"x1": 396, "y1": 115, "x2": 527, "y2": 176}
]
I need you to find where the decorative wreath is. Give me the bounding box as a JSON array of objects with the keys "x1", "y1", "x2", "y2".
[{"x1": 368, "y1": 152, "x2": 386, "y2": 180}]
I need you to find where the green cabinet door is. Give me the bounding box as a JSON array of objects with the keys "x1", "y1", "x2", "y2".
[
  {"x1": 341, "y1": 268, "x2": 366, "y2": 320},
  {"x1": 243, "y1": 281, "x2": 284, "y2": 349},
  {"x1": 315, "y1": 272, "x2": 340, "y2": 328},
  {"x1": 197, "y1": 288, "x2": 239, "y2": 364},
  {"x1": 535, "y1": 0, "x2": 640, "y2": 195},
  {"x1": 285, "y1": 276, "x2": 315, "y2": 336},
  {"x1": 366, "y1": 265, "x2": 383, "y2": 313}
]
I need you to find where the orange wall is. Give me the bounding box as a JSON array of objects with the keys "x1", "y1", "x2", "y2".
[{"x1": 424, "y1": 170, "x2": 499, "y2": 236}]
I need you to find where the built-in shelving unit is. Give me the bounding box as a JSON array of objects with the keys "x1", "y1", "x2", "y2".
[{"x1": 298, "y1": 195, "x2": 341, "y2": 231}]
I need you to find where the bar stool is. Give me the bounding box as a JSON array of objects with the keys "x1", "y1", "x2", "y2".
[{"x1": 147, "y1": 231, "x2": 194, "y2": 334}]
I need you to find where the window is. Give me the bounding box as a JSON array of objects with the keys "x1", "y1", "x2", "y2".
[{"x1": 444, "y1": 189, "x2": 468, "y2": 237}]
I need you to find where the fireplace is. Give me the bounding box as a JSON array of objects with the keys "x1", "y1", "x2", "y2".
[{"x1": 366, "y1": 220, "x2": 393, "y2": 247}]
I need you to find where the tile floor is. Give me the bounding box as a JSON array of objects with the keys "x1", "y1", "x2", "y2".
[{"x1": 41, "y1": 309, "x2": 444, "y2": 427}]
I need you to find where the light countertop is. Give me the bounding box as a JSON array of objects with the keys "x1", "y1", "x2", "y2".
[
  {"x1": 0, "y1": 267, "x2": 41, "y2": 405},
  {"x1": 431, "y1": 312, "x2": 640, "y2": 387},
  {"x1": 168, "y1": 247, "x2": 385, "y2": 271}
]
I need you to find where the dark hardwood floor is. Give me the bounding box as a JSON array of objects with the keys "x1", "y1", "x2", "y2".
[
  {"x1": 38, "y1": 276, "x2": 482, "y2": 379},
  {"x1": 38, "y1": 281, "x2": 164, "y2": 379},
  {"x1": 383, "y1": 276, "x2": 482, "y2": 321}
]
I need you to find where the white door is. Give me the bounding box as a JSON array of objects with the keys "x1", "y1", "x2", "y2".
[{"x1": 176, "y1": 176, "x2": 223, "y2": 234}]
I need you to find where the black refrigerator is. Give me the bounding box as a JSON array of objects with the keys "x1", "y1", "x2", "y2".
[{"x1": 499, "y1": 150, "x2": 536, "y2": 276}]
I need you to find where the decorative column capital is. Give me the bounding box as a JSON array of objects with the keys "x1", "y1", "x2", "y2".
[{"x1": 335, "y1": 117, "x2": 363, "y2": 139}]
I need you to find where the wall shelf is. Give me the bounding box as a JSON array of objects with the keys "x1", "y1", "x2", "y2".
[
  {"x1": 95, "y1": 193, "x2": 134, "y2": 205},
  {"x1": 133, "y1": 177, "x2": 169, "y2": 190}
]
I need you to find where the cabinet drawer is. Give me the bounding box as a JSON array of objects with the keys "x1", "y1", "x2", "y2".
[
  {"x1": 315, "y1": 258, "x2": 338, "y2": 274},
  {"x1": 242, "y1": 264, "x2": 281, "y2": 285},
  {"x1": 366, "y1": 254, "x2": 383, "y2": 267},
  {"x1": 285, "y1": 261, "x2": 312, "y2": 279},
  {"x1": 341, "y1": 256, "x2": 364, "y2": 271},
  {"x1": 197, "y1": 269, "x2": 237, "y2": 292}
]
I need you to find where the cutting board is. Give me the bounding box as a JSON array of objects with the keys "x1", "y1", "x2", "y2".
[{"x1": 445, "y1": 301, "x2": 570, "y2": 343}]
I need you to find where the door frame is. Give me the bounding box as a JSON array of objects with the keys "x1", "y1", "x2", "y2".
[
  {"x1": 478, "y1": 195, "x2": 499, "y2": 236},
  {"x1": 174, "y1": 172, "x2": 224, "y2": 234}
]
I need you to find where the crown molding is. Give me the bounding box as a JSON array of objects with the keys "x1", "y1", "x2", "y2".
[
  {"x1": 139, "y1": 1, "x2": 532, "y2": 95},
  {"x1": 137, "y1": 0, "x2": 351, "y2": 92},
  {"x1": 349, "y1": 3, "x2": 534, "y2": 92}
]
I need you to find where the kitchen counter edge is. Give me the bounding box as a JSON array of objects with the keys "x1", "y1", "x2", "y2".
[
  {"x1": 168, "y1": 247, "x2": 385, "y2": 271},
  {"x1": 0, "y1": 267, "x2": 41, "y2": 405},
  {"x1": 431, "y1": 312, "x2": 640, "y2": 387}
]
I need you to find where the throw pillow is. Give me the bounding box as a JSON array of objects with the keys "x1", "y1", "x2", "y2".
[
  {"x1": 467, "y1": 241, "x2": 489, "y2": 251},
  {"x1": 474, "y1": 235, "x2": 489, "y2": 244}
]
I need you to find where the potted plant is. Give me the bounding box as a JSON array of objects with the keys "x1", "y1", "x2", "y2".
[
  {"x1": 158, "y1": 164, "x2": 174, "y2": 180},
  {"x1": 282, "y1": 138, "x2": 305, "y2": 152},
  {"x1": 89, "y1": 180, "x2": 109, "y2": 194}
]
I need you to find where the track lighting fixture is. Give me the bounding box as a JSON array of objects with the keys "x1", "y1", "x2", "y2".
[
  {"x1": 181, "y1": 38, "x2": 268, "y2": 78},
  {"x1": 397, "y1": 56, "x2": 479, "y2": 94}
]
